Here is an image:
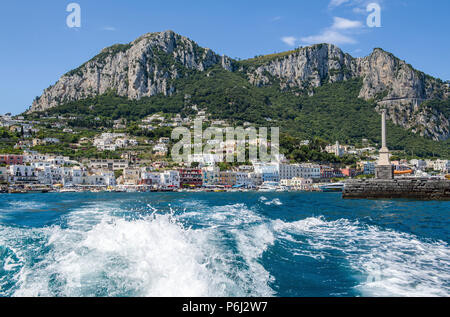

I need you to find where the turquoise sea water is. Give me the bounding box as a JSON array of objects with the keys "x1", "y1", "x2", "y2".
[{"x1": 0, "y1": 192, "x2": 449, "y2": 297}]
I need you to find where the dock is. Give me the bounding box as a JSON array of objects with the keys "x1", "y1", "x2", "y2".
[{"x1": 343, "y1": 178, "x2": 450, "y2": 200}]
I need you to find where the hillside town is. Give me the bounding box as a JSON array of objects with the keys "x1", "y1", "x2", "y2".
[{"x1": 0, "y1": 111, "x2": 449, "y2": 193}]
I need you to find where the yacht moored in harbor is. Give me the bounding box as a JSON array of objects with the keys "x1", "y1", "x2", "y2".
[
  {"x1": 319, "y1": 183, "x2": 345, "y2": 192},
  {"x1": 258, "y1": 181, "x2": 279, "y2": 192}
]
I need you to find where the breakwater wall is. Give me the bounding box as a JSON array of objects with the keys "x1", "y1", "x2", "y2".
[{"x1": 343, "y1": 178, "x2": 450, "y2": 200}]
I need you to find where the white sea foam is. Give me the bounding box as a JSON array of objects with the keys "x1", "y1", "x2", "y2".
[
  {"x1": 272, "y1": 216, "x2": 450, "y2": 297},
  {"x1": 3, "y1": 200, "x2": 46, "y2": 211},
  {"x1": 4, "y1": 201, "x2": 275, "y2": 297},
  {"x1": 2, "y1": 198, "x2": 449, "y2": 297},
  {"x1": 265, "y1": 198, "x2": 283, "y2": 206},
  {"x1": 258, "y1": 196, "x2": 282, "y2": 206}
]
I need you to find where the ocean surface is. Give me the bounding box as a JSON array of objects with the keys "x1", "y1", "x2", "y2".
[{"x1": 0, "y1": 192, "x2": 449, "y2": 297}]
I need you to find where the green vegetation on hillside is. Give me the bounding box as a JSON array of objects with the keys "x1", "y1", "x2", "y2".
[
  {"x1": 238, "y1": 48, "x2": 302, "y2": 69},
  {"x1": 26, "y1": 67, "x2": 449, "y2": 159},
  {"x1": 0, "y1": 128, "x2": 22, "y2": 154}
]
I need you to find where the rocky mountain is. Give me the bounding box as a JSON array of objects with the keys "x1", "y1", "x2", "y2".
[
  {"x1": 32, "y1": 31, "x2": 233, "y2": 111},
  {"x1": 29, "y1": 30, "x2": 449, "y2": 140},
  {"x1": 242, "y1": 45, "x2": 448, "y2": 140}
]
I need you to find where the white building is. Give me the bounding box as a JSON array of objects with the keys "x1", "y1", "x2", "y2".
[
  {"x1": 87, "y1": 159, "x2": 129, "y2": 171},
  {"x1": 235, "y1": 172, "x2": 253, "y2": 188},
  {"x1": 188, "y1": 153, "x2": 223, "y2": 166},
  {"x1": 93, "y1": 133, "x2": 132, "y2": 151},
  {"x1": 100, "y1": 171, "x2": 117, "y2": 186},
  {"x1": 409, "y1": 159, "x2": 427, "y2": 171},
  {"x1": 278, "y1": 164, "x2": 302, "y2": 180},
  {"x1": 141, "y1": 172, "x2": 162, "y2": 186},
  {"x1": 36, "y1": 166, "x2": 62, "y2": 185},
  {"x1": 253, "y1": 163, "x2": 280, "y2": 183},
  {"x1": 432, "y1": 159, "x2": 450, "y2": 173},
  {"x1": 24, "y1": 154, "x2": 70, "y2": 165},
  {"x1": 8, "y1": 165, "x2": 38, "y2": 183},
  {"x1": 326, "y1": 141, "x2": 345, "y2": 157},
  {"x1": 362, "y1": 162, "x2": 376, "y2": 175},
  {"x1": 44, "y1": 137, "x2": 60, "y2": 144},
  {"x1": 299, "y1": 164, "x2": 321, "y2": 179},
  {"x1": 160, "y1": 171, "x2": 180, "y2": 188},
  {"x1": 153, "y1": 144, "x2": 168, "y2": 156},
  {"x1": 280, "y1": 177, "x2": 313, "y2": 191}
]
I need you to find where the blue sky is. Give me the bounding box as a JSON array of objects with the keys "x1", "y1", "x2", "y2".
[{"x1": 1, "y1": 0, "x2": 449, "y2": 115}]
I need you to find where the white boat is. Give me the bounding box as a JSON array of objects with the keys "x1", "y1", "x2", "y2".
[
  {"x1": 59, "y1": 188, "x2": 80, "y2": 193},
  {"x1": 276, "y1": 186, "x2": 289, "y2": 192},
  {"x1": 258, "y1": 181, "x2": 279, "y2": 192},
  {"x1": 319, "y1": 183, "x2": 345, "y2": 192}
]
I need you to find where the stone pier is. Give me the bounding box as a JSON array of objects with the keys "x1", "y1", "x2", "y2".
[{"x1": 343, "y1": 179, "x2": 450, "y2": 200}]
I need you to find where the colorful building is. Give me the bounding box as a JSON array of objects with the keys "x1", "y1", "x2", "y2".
[
  {"x1": 0, "y1": 155, "x2": 24, "y2": 166},
  {"x1": 202, "y1": 166, "x2": 220, "y2": 186},
  {"x1": 219, "y1": 171, "x2": 236, "y2": 187},
  {"x1": 340, "y1": 168, "x2": 357, "y2": 178},
  {"x1": 179, "y1": 168, "x2": 203, "y2": 188}
]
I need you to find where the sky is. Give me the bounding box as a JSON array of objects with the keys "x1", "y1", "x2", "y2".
[{"x1": 1, "y1": 0, "x2": 449, "y2": 115}]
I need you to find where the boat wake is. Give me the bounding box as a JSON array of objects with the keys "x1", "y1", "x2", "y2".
[
  {"x1": 271, "y1": 216, "x2": 450, "y2": 297},
  {"x1": 0, "y1": 198, "x2": 448, "y2": 297},
  {"x1": 1, "y1": 201, "x2": 276, "y2": 297}
]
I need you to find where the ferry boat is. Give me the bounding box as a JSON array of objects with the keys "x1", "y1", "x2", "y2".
[{"x1": 319, "y1": 183, "x2": 345, "y2": 192}]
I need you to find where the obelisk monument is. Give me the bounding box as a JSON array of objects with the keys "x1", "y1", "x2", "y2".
[{"x1": 375, "y1": 109, "x2": 394, "y2": 179}]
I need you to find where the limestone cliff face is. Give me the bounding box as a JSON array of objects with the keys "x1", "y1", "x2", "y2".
[
  {"x1": 29, "y1": 32, "x2": 448, "y2": 140},
  {"x1": 245, "y1": 45, "x2": 446, "y2": 101},
  {"x1": 246, "y1": 44, "x2": 355, "y2": 90},
  {"x1": 357, "y1": 49, "x2": 448, "y2": 140},
  {"x1": 244, "y1": 45, "x2": 448, "y2": 140},
  {"x1": 356, "y1": 48, "x2": 445, "y2": 100},
  {"x1": 31, "y1": 31, "x2": 234, "y2": 112}
]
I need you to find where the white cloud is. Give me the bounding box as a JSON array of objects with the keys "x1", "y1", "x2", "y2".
[
  {"x1": 329, "y1": 0, "x2": 351, "y2": 7},
  {"x1": 352, "y1": 7, "x2": 366, "y2": 14},
  {"x1": 301, "y1": 30, "x2": 356, "y2": 45},
  {"x1": 102, "y1": 26, "x2": 117, "y2": 31},
  {"x1": 329, "y1": 0, "x2": 384, "y2": 11},
  {"x1": 299, "y1": 15, "x2": 363, "y2": 46},
  {"x1": 270, "y1": 16, "x2": 282, "y2": 22},
  {"x1": 284, "y1": 2, "x2": 379, "y2": 47},
  {"x1": 281, "y1": 36, "x2": 297, "y2": 47},
  {"x1": 332, "y1": 17, "x2": 363, "y2": 29}
]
